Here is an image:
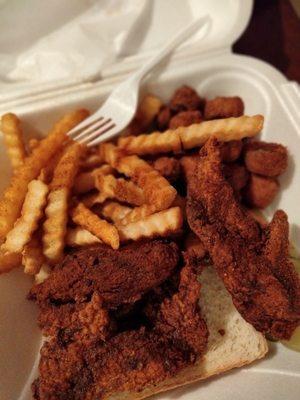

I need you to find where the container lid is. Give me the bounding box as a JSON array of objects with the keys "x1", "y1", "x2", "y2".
[{"x1": 0, "y1": 0, "x2": 253, "y2": 104}]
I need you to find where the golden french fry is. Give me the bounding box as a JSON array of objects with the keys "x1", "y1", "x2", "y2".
[
  {"x1": 118, "y1": 115, "x2": 263, "y2": 155},
  {"x1": 95, "y1": 174, "x2": 146, "y2": 206},
  {"x1": 22, "y1": 232, "x2": 45, "y2": 275},
  {"x1": 101, "y1": 201, "x2": 132, "y2": 223},
  {"x1": 123, "y1": 94, "x2": 163, "y2": 135},
  {"x1": 71, "y1": 203, "x2": 119, "y2": 249},
  {"x1": 117, "y1": 204, "x2": 157, "y2": 226},
  {"x1": 74, "y1": 164, "x2": 114, "y2": 194},
  {"x1": 81, "y1": 192, "x2": 107, "y2": 208},
  {"x1": 180, "y1": 115, "x2": 263, "y2": 150},
  {"x1": 35, "y1": 263, "x2": 51, "y2": 284},
  {"x1": 0, "y1": 251, "x2": 22, "y2": 273},
  {"x1": 118, "y1": 207, "x2": 183, "y2": 242},
  {"x1": 1, "y1": 113, "x2": 27, "y2": 169},
  {"x1": 66, "y1": 227, "x2": 101, "y2": 247},
  {"x1": 98, "y1": 143, "x2": 126, "y2": 166},
  {"x1": 28, "y1": 138, "x2": 40, "y2": 152},
  {"x1": 43, "y1": 188, "x2": 68, "y2": 263},
  {"x1": 118, "y1": 130, "x2": 182, "y2": 155},
  {"x1": 80, "y1": 153, "x2": 103, "y2": 170},
  {"x1": 51, "y1": 142, "x2": 86, "y2": 190},
  {"x1": 117, "y1": 154, "x2": 177, "y2": 210},
  {"x1": 0, "y1": 109, "x2": 89, "y2": 242},
  {"x1": 1, "y1": 180, "x2": 48, "y2": 254}
]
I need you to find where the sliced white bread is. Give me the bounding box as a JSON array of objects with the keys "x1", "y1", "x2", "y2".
[{"x1": 110, "y1": 266, "x2": 268, "y2": 400}]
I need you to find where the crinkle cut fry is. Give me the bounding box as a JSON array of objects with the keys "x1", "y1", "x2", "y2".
[
  {"x1": 74, "y1": 164, "x2": 114, "y2": 194},
  {"x1": 117, "y1": 204, "x2": 157, "y2": 226},
  {"x1": 22, "y1": 231, "x2": 45, "y2": 275},
  {"x1": 186, "y1": 138, "x2": 300, "y2": 340},
  {"x1": 118, "y1": 207, "x2": 183, "y2": 242},
  {"x1": 101, "y1": 201, "x2": 132, "y2": 223},
  {"x1": 66, "y1": 227, "x2": 101, "y2": 247},
  {"x1": 43, "y1": 143, "x2": 86, "y2": 263},
  {"x1": 95, "y1": 174, "x2": 146, "y2": 206},
  {"x1": 99, "y1": 144, "x2": 177, "y2": 210},
  {"x1": 1, "y1": 179, "x2": 48, "y2": 254},
  {"x1": 0, "y1": 109, "x2": 89, "y2": 242},
  {"x1": 1, "y1": 113, "x2": 26, "y2": 169},
  {"x1": 71, "y1": 202, "x2": 119, "y2": 249},
  {"x1": 118, "y1": 115, "x2": 263, "y2": 156}
]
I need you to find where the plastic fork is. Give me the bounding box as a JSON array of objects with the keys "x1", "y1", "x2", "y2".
[{"x1": 68, "y1": 15, "x2": 210, "y2": 147}]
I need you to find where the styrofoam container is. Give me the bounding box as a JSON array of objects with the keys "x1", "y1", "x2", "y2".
[{"x1": 0, "y1": 1, "x2": 299, "y2": 399}]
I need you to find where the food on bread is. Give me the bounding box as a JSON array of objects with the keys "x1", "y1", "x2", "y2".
[{"x1": 0, "y1": 85, "x2": 299, "y2": 400}]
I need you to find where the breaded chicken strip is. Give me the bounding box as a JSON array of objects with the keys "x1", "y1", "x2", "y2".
[
  {"x1": 185, "y1": 139, "x2": 300, "y2": 340},
  {"x1": 32, "y1": 264, "x2": 208, "y2": 400}
]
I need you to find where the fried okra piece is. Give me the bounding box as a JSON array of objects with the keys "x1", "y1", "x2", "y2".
[
  {"x1": 243, "y1": 173, "x2": 279, "y2": 209},
  {"x1": 204, "y1": 96, "x2": 244, "y2": 120},
  {"x1": 220, "y1": 140, "x2": 243, "y2": 162},
  {"x1": 169, "y1": 110, "x2": 203, "y2": 130},
  {"x1": 157, "y1": 106, "x2": 172, "y2": 131},
  {"x1": 244, "y1": 141, "x2": 288, "y2": 177},
  {"x1": 169, "y1": 85, "x2": 204, "y2": 112},
  {"x1": 224, "y1": 164, "x2": 249, "y2": 193}
]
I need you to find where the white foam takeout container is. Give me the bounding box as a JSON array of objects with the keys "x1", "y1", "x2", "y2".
[{"x1": 0, "y1": 1, "x2": 300, "y2": 399}]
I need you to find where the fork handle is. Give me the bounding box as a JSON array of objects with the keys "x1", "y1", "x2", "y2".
[{"x1": 132, "y1": 15, "x2": 210, "y2": 83}]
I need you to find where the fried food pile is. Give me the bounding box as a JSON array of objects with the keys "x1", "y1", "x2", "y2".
[
  {"x1": 185, "y1": 139, "x2": 300, "y2": 340},
  {"x1": 29, "y1": 240, "x2": 208, "y2": 399},
  {"x1": 0, "y1": 85, "x2": 300, "y2": 399}
]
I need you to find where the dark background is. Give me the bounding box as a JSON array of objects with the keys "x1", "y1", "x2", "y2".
[{"x1": 234, "y1": 0, "x2": 300, "y2": 82}]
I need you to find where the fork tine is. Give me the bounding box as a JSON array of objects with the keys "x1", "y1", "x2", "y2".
[
  {"x1": 80, "y1": 121, "x2": 115, "y2": 145},
  {"x1": 73, "y1": 117, "x2": 107, "y2": 142},
  {"x1": 87, "y1": 125, "x2": 120, "y2": 147},
  {"x1": 68, "y1": 112, "x2": 103, "y2": 137}
]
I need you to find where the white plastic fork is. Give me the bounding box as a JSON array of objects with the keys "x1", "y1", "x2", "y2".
[{"x1": 68, "y1": 15, "x2": 210, "y2": 147}]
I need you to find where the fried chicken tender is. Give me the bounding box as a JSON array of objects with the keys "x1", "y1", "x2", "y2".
[
  {"x1": 185, "y1": 138, "x2": 300, "y2": 340},
  {"x1": 204, "y1": 96, "x2": 244, "y2": 120},
  {"x1": 32, "y1": 262, "x2": 208, "y2": 400},
  {"x1": 244, "y1": 141, "x2": 288, "y2": 177},
  {"x1": 29, "y1": 240, "x2": 180, "y2": 333},
  {"x1": 169, "y1": 110, "x2": 202, "y2": 129},
  {"x1": 243, "y1": 173, "x2": 279, "y2": 209}
]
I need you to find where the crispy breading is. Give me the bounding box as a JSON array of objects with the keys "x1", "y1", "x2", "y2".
[
  {"x1": 185, "y1": 138, "x2": 300, "y2": 340},
  {"x1": 244, "y1": 141, "x2": 288, "y2": 177}
]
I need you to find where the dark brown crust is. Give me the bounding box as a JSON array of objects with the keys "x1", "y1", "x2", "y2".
[
  {"x1": 32, "y1": 264, "x2": 208, "y2": 400},
  {"x1": 169, "y1": 111, "x2": 202, "y2": 130},
  {"x1": 29, "y1": 240, "x2": 180, "y2": 309},
  {"x1": 243, "y1": 173, "x2": 279, "y2": 209},
  {"x1": 244, "y1": 141, "x2": 288, "y2": 177},
  {"x1": 204, "y1": 96, "x2": 244, "y2": 120},
  {"x1": 169, "y1": 86, "x2": 204, "y2": 112},
  {"x1": 185, "y1": 138, "x2": 300, "y2": 340}
]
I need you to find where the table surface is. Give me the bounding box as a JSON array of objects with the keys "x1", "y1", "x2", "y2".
[{"x1": 234, "y1": 0, "x2": 300, "y2": 83}]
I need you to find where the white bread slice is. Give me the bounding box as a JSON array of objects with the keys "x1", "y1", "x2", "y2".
[{"x1": 109, "y1": 266, "x2": 268, "y2": 400}]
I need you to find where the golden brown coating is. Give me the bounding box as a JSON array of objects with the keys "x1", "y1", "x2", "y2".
[
  {"x1": 220, "y1": 140, "x2": 243, "y2": 162},
  {"x1": 185, "y1": 138, "x2": 300, "y2": 340},
  {"x1": 32, "y1": 263, "x2": 208, "y2": 400},
  {"x1": 169, "y1": 110, "x2": 202, "y2": 130},
  {"x1": 244, "y1": 141, "x2": 288, "y2": 177},
  {"x1": 169, "y1": 85, "x2": 203, "y2": 112},
  {"x1": 153, "y1": 157, "x2": 181, "y2": 183},
  {"x1": 29, "y1": 240, "x2": 180, "y2": 311},
  {"x1": 204, "y1": 96, "x2": 244, "y2": 120},
  {"x1": 243, "y1": 173, "x2": 279, "y2": 209}
]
